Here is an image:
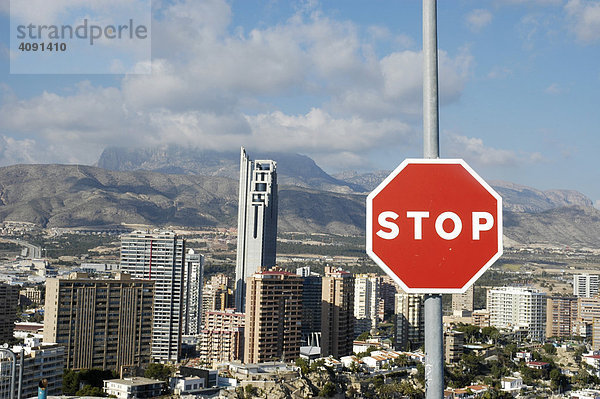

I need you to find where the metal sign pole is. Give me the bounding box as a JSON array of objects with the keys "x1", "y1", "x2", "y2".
[{"x1": 423, "y1": 0, "x2": 443, "y2": 398}]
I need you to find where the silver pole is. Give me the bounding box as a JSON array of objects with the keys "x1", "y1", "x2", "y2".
[
  {"x1": 423, "y1": 0, "x2": 443, "y2": 398},
  {"x1": 17, "y1": 349, "x2": 23, "y2": 399}
]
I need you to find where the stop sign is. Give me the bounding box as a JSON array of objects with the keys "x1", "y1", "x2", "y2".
[{"x1": 366, "y1": 159, "x2": 502, "y2": 293}]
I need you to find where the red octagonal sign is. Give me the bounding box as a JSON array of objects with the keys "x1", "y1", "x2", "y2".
[{"x1": 366, "y1": 159, "x2": 502, "y2": 293}]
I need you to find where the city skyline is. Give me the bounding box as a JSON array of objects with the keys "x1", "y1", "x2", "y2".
[{"x1": 0, "y1": 1, "x2": 599, "y2": 207}]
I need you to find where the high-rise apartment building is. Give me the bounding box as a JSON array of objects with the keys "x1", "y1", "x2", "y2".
[
  {"x1": 120, "y1": 230, "x2": 185, "y2": 362},
  {"x1": 574, "y1": 274, "x2": 599, "y2": 298},
  {"x1": 354, "y1": 274, "x2": 380, "y2": 335},
  {"x1": 394, "y1": 292, "x2": 425, "y2": 350},
  {"x1": 296, "y1": 266, "x2": 322, "y2": 343},
  {"x1": 235, "y1": 148, "x2": 278, "y2": 312},
  {"x1": 182, "y1": 249, "x2": 204, "y2": 335},
  {"x1": 202, "y1": 274, "x2": 234, "y2": 327},
  {"x1": 0, "y1": 339, "x2": 64, "y2": 397},
  {"x1": 0, "y1": 282, "x2": 19, "y2": 343},
  {"x1": 321, "y1": 266, "x2": 354, "y2": 358},
  {"x1": 546, "y1": 296, "x2": 578, "y2": 338},
  {"x1": 244, "y1": 270, "x2": 301, "y2": 364},
  {"x1": 198, "y1": 309, "x2": 245, "y2": 367},
  {"x1": 380, "y1": 275, "x2": 399, "y2": 316},
  {"x1": 43, "y1": 272, "x2": 154, "y2": 371},
  {"x1": 487, "y1": 286, "x2": 546, "y2": 342},
  {"x1": 452, "y1": 285, "x2": 474, "y2": 314}
]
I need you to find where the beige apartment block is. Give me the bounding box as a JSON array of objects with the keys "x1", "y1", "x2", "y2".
[
  {"x1": 321, "y1": 266, "x2": 355, "y2": 358},
  {"x1": 244, "y1": 270, "x2": 302, "y2": 364},
  {"x1": 44, "y1": 272, "x2": 154, "y2": 371}
]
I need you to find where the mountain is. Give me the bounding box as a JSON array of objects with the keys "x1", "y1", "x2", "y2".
[
  {"x1": 0, "y1": 164, "x2": 363, "y2": 235},
  {"x1": 335, "y1": 172, "x2": 594, "y2": 212},
  {"x1": 0, "y1": 160, "x2": 598, "y2": 248},
  {"x1": 97, "y1": 146, "x2": 362, "y2": 194}
]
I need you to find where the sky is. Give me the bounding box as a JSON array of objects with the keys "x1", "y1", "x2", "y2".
[{"x1": 0, "y1": 0, "x2": 599, "y2": 207}]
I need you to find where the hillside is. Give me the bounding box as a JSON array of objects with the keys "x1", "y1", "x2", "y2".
[{"x1": 0, "y1": 163, "x2": 598, "y2": 247}]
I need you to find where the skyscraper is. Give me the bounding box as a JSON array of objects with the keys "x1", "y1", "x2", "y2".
[
  {"x1": 182, "y1": 249, "x2": 204, "y2": 335},
  {"x1": 452, "y1": 285, "x2": 474, "y2": 314},
  {"x1": 43, "y1": 272, "x2": 153, "y2": 371},
  {"x1": 235, "y1": 148, "x2": 278, "y2": 312},
  {"x1": 354, "y1": 273, "x2": 380, "y2": 335},
  {"x1": 394, "y1": 291, "x2": 425, "y2": 350},
  {"x1": 244, "y1": 270, "x2": 302, "y2": 363},
  {"x1": 321, "y1": 266, "x2": 354, "y2": 358},
  {"x1": 296, "y1": 266, "x2": 322, "y2": 345},
  {"x1": 546, "y1": 296, "x2": 578, "y2": 338},
  {"x1": 120, "y1": 230, "x2": 185, "y2": 362},
  {"x1": 0, "y1": 282, "x2": 19, "y2": 343}
]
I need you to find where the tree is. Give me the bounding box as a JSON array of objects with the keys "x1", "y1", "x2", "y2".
[
  {"x1": 319, "y1": 382, "x2": 336, "y2": 397},
  {"x1": 295, "y1": 357, "x2": 309, "y2": 375},
  {"x1": 144, "y1": 363, "x2": 173, "y2": 381},
  {"x1": 76, "y1": 385, "x2": 106, "y2": 397},
  {"x1": 543, "y1": 343, "x2": 557, "y2": 355},
  {"x1": 357, "y1": 331, "x2": 371, "y2": 341}
]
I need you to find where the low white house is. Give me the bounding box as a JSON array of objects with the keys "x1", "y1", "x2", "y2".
[
  {"x1": 170, "y1": 376, "x2": 205, "y2": 395},
  {"x1": 501, "y1": 376, "x2": 523, "y2": 393},
  {"x1": 103, "y1": 377, "x2": 163, "y2": 399},
  {"x1": 571, "y1": 389, "x2": 600, "y2": 399}
]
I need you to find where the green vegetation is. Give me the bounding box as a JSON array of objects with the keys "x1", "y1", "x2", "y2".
[
  {"x1": 144, "y1": 363, "x2": 174, "y2": 381},
  {"x1": 29, "y1": 233, "x2": 117, "y2": 258},
  {"x1": 63, "y1": 369, "x2": 117, "y2": 395}
]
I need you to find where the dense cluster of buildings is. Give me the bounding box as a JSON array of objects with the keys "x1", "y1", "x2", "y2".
[{"x1": 1, "y1": 148, "x2": 600, "y2": 397}]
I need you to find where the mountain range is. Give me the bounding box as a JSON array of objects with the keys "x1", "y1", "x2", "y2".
[{"x1": 0, "y1": 145, "x2": 597, "y2": 249}]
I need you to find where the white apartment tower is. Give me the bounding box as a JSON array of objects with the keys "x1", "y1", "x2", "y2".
[
  {"x1": 354, "y1": 274, "x2": 380, "y2": 335},
  {"x1": 574, "y1": 274, "x2": 599, "y2": 298},
  {"x1": 487, "y1": 286, "x2": 546, "y2": 341},
  {"x1": 394, "y1": 292, "x2": 425, "y2": 350},
  {"x1": 182, "y1": 249, "x2": 205, "y2": 335},
  {"x1": 120, "y1": 230, "x2": 185, "y2": 362},
  {"x1": 235, "y1": 148, "x2": 278, "y2": 312}
]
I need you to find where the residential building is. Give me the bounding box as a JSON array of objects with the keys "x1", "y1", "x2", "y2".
[
  {"x1": 235, "y1": 148, "x2": 278, "y2": 312},
  {"x1": 202, "y1": 276, "x2": 234, "y2": 329},
  {"x1": 198, "y1": 309, "x2": 245, "y2": 366},
  {"x1": 487, "y1": 286, "x2": 546, "y2": 341},
  {"x1": 0, "y1": 282, "x2": 19, "y2": 343},
  {"x1": 0, "y1": 338, "x2": 64, "y2": 397},
  {"x1": 452, "y1": 285, "x2": 474, "y2": 314},
  {"x1": 444, "y1": 330, "x2": 464, "y2": 364},
  {"x1": 546, "y1": 296, "x2": 578, "y2": 338},
  {"x1": 472, "y1": 309, "x2": 490, "y2": 328},
  {"x1": 394, "y1": 291, "x2": 425, "y2": 350},
  {"x1": 296, "y1": 267, "x2": 322, "y2": 344},
  {"x1": 244, "y1": 270, "x2": 301, "y2": 363},
  {"x1": 354, "y1": 274, "x2": 380, "y2": 335},
  {"x1": 104, "y1": 377, "x2": 163, "y2": 399},
  {"x1": 43, "y1": 272, "x2": 154, "y2": 371},
  {"x1": 321, "y1": 266, "x2": 355, "y2": 358},
  {"x1": 574, "y1": 274, "x2": 599, "y2": 298},
  {"x1": 380, "y1": 275, "x2": 399, "y2": 316},
  {"x1": 19, "y1": 286, "x2": 44, "y2": 307},
  {"x1": 577, "y1": 296, "x2": 600, "y2": 348},
  {"x1": 182, "y1": 249, "x2": 204, "y2": 335},
  {"x1": 120, "y1": 230, "x2": 185, "y2": 362}
]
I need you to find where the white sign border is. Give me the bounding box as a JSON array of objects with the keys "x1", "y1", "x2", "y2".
[{"x1": 366, "y1": 158, "x2": 503, "y2": 294}]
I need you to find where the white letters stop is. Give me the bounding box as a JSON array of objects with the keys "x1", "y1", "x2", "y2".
[{"x1": 376, "y1": 211, "x2": 494, "y2": 241}]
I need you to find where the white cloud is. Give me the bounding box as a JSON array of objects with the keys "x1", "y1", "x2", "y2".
[
  {"x1": 445, "y1": 134, "x2": 543, "y2": 167},
  {"x1": 545, "y1": 83, "x2": 562, "y2": 94},
  {"x1": 466, "y1": 9, "x2": 493, "y2": 32},
  {"x1": 0, "y1": 0, "x2": 472, "y2": 170},
  {"x1": 487, "y1": 66, "x2": 513, "y2": 79},
  {"x1": 565, "y1": 0, "x2": 600, "y2": 43}
]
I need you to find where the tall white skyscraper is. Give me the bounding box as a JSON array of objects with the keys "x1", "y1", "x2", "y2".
[
  {"x1": 182, "y1": 249, "x2": 204, "y2": 335},
  {"x1": 235, "y1": 147, "x2": 278, "y2": 312},
  {"x1": 487, "y1": 286, "x2": 546, "y2": 342},
  {"x1": 573, "y1": 274, "x2": 599, "y2": 298},
  {"x1": 120, "y1": 230, "x2": 185, "y2": 362},
  {"x1": 354, "y1": 274, "x2": 380, "y2": 335}
]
